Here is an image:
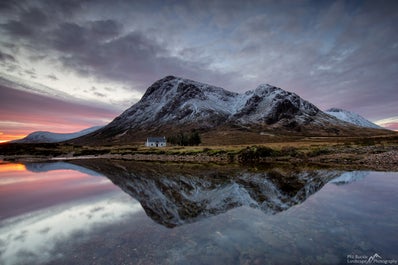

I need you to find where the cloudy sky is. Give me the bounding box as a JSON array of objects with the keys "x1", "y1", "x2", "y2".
[{"x1": 0, "y1": 0, "x2": 397, "y2": 141}]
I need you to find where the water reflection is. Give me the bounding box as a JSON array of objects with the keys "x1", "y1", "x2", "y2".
[
  {"x1": 329, "y1": 171, "x2": 369, "y2": 185},
  {"x1": 24, "y1": 161, "x2": 102, "y2": 176},
  {"x1": 69, "y1": 160, "x2": 343, "y2": 228},
  {"x1": 1, "y1": 160, "x2": 397, "y2": 265},
  {"x1": 0, "y1": 161, "x2": 117, "y2": 219},
  {"x1": 0, "y1": 194, "x2": 142, "y2": 265}
]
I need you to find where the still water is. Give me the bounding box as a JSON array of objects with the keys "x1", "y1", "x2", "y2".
[{"x1": 0, "y1": 160, "x2": 397, "y2": 265}]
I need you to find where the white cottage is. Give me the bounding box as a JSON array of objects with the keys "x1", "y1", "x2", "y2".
[{"x1": 145, "y1": 136, "x2": 167, "y2": 147}]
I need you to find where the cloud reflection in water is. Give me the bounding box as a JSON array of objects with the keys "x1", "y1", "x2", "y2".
[{"x1": 0, "y1": 193, "x2": 142, "y2": 265}]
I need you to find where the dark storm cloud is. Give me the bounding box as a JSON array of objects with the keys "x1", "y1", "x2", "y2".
[
  {"x1": 51, "y1": 22, "x2": 88, "y2": 51},
  {"x1": 40, "y1": 0, "x2": 89, "y2": 18},
  {"x1": 1, "y1": 5, "x2": 48, "y2": 38},
  {"x1": 0, "y1": 0, "x2": 397, "y2": 122},
  {"x1": 20, "y1": 7, "x2": 48, "y2": 26},
  {"x1": 0, "y1": 50, "x2": 16, "y2": 62},
  {"x1": 89, "y1": 19, "x2": 122, "y2": 40},
  {"x1": 0, "y1": 0, "x2": 24, "y2": 11},
  {"x1": 53, "y1": 29, "x2": 162, "y2": 84},
  {"x1": 0, "y1": 0, "x2": 246, "y2": 90},
  {"x1": 315, "y1": 1, "x2": 398, "y2": 118},
  {"x1": 1, "y1": 20, "x2": 34, "y2": 37},
  {"x1": 0, "y1": 0, "x2": 87, "y2": 42},
  {"x1": 0, "y1": 84, "x2": 118, "y2": 128},
  {"x1": 220, "y1": 0, "x2": 398, "y2": 120},
  {"x1": 46, "y1": 22, "x2": 240, "y2": 91}
]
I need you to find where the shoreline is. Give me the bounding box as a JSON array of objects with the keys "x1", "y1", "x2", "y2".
[{"x1": 2, "y1": 146, "x2": 398, "y2": 171}]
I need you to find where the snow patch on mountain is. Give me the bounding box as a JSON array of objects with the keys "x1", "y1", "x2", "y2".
[
  {"x1": 13, "y1": 126, "x2": 103, "y2": 143},
  {"x1": 325, "y1": 108, "x2": 382, "y2": 129},
  {"x1": 105, "y1": 76, "x2": 343, "y2": 132},
  {"x1": 72, "y1": 76, "x2": 385, "y2": 145}
]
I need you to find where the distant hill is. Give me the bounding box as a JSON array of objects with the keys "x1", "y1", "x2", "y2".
[
  {"x1": 13, "y1": 126, "x2": 102, "y2": 143},
  {"x1": 325, "y1": 108, "x2": 383, "y2": 129},
  {"x1": 71, "y1": 76, "x2": 391, "y2": 145}
]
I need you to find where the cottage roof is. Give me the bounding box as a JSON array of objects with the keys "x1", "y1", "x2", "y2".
[{"x1": 147, "y1": 137, "x2": 166, "y2": 142}]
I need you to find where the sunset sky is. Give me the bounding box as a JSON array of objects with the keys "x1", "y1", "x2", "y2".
[{"x1": 0, "y1": 0, "x2": 397, "y2": 142}]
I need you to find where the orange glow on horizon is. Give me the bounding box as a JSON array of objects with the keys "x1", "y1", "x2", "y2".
[
  {"x1": 0, "y1": 122, "x2": 103, "y2": 143},
  {"x1": 0, "y1": 131, "x2": 27, "y2": 143},
  {"x1": 0, "y1": 163, "x2": 26, "y2": 173}
]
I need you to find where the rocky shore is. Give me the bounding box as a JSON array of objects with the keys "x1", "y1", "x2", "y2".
[
  {"x1": 2, "y1": 145, "x2": 397, "y2": 171},
  {"x1": 1, "y1": 138, "x2": 398, "y2": 171},
  {"x1": 307, "y1": 146, "x2": 398, "y2": 171},
  {"x1": 359, "y1": 150, "x2": 398, "y2": 171}
]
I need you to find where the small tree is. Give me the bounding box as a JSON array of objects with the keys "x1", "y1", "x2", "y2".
[
  {"x1": 167, "y1": 131, "x2": 201, "y2": 146},
  {"x1": 189, "y1": 131, "x2": 201, "y2": 145}
]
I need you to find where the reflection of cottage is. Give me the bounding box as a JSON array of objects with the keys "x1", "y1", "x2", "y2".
[{"x1": 145, "y1": 137, "x2": 167, "y2": 147}]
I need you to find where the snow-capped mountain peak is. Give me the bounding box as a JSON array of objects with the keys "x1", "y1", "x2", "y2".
[
  {"x1": 13, "y1": 126, "x2": 103, "y2": 143},
  {"x1": 253, "y1": 83, "x2": 280, "y2": 95},
  {"x1": 325, "y1": 108, "x2": 382, "y2": 129},
  {"x1": 71, "y1": 76, "x2": 387, "y2": 144},
  {"x1": 105, "y1": 76, "x2": 328, "y2": 132}
]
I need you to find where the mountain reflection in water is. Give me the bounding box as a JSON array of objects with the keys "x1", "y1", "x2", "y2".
[
  {"x1": 66, "y1": 160, "x2": 342, "y2": 228},
  {"x1": 3, "y1": 160, "x2": 396, "y2": 265}
]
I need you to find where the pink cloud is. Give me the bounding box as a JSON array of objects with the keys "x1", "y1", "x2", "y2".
[
  {"x1": 0, "y1": 85, "x2": 121, "y2": 141},
  {"x1": 382, "y1": 122, "x2": 398, "y2": 131}
]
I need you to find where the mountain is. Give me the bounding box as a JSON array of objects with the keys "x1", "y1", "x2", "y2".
[
  {"x1": 325, "y1": 108, "x2": 383, "y2": 129},
  {"x1": 72, "y1": 76, "x2": 388, "y2": 145},
  {"x1": 13, "y1": 126, "x2": 102, "y2": 143},
  {"x1": 69, "y1": 159, "x2": 341, "y2": 228}
]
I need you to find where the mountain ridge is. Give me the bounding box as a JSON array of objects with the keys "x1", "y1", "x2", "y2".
[
  {"x1": 13, "y1": 126, "x2": 103, "y2": 143},
  {"x1": 71, "y1": 76, "x2": 390, "y2": 145}
]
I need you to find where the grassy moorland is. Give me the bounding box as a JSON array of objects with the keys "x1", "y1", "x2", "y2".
[{"x1": 1, "y1": 134, "x2": 398, "y2": 170}]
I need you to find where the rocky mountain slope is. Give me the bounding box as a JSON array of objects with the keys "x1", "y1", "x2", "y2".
[
  {"x1": 325, "y1": 108, "x2": 382, "y2": 129},
  {"x1": 72, "y1": 76, "x2": 388, "y2": 145},
  {"x1": 13, "y1": 126, "x2": 102, "y2": 143}
]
